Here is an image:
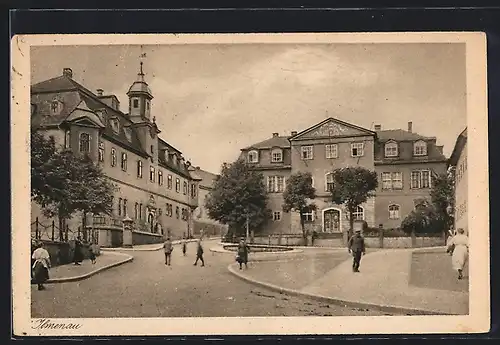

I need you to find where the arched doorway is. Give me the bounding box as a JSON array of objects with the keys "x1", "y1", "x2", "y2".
[
  {"x1": 322, "y1": 208, "x2": 341, "y2": 233},
  {"x1": 147, "y1": 213, "x2": 155, "y2": 232}
]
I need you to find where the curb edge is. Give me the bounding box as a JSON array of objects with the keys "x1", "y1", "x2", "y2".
[
  {"x1": 227, "y1": 263, "x2": 453, "y2": 316},
  {"x1": 46, "y1": 253, "x2": 134, "y2": 284}
]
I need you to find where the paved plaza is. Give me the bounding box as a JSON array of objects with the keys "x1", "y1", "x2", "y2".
[
  {"x1": 31, "y1": 240, "x2": 388, "y2": 318},
  {"x1": 31, "y1": 240, "x2": 468, "y2": 318}
]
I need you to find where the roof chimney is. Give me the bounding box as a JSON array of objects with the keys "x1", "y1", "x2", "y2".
[
  {"x1": 437, "y1": 145, "x2": 444, "y2": 154},
  {"x1": 272, "y1": 132, "x2": 279, "y2": 138},
  {"x1": 62, "y1": 68, "x2": 73, "y2": 79},
  {"x1": 408, "y1": 121, "x2": 413, "y2": 133},
  {"x1": 374, "y1": 124, "x2": 382, "y2": 131},
  {"x1": 96, "y1": 89, "x2": 104, "y2": 96},
  {"x1": 291, "y1": 131, "x2": 297, "y2": 136}
]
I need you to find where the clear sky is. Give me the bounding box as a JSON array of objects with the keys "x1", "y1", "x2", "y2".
[{"x1": 31, "y1": 43, "x2": 467, "y2": 174}]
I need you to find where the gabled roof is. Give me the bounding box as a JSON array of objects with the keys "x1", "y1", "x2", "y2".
[
  {"x1": 189, "y1": 167, "x2": 217, "y2": 187},
  {"x1": 242, "y1": 136, "x2": 291, "y2": 150},
  {"x1": 65, "y1": 100, "x2": 106, "y2": 128},
  {"x1": 448, "y1": 128, "x2": 468, "y2": 167},
  {"x1": 289, "y1": 117, "x2": 375, "y2": 141},
  {"x1": 376, "y1": 129, "x2": 434, "y2": 142},
  {"x1": 31, "y1": 75, "x2": 80, "y2": 93}
]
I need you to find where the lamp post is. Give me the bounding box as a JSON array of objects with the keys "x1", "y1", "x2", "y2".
[{"x1": 122, "y1": 215, "x2": 133, "y2": 248}]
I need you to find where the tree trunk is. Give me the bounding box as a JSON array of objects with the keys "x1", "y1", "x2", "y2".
[
  {"x1": 348, "y1": 209, "x2": 354, "y2": 240},
  {"x1": 82, "y1": 211, "x2": 87, "y2": 242}
]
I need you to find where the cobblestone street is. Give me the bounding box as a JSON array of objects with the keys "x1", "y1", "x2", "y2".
[{"x1": 31, "y1": 242, "x2": 388, "y2": 318}]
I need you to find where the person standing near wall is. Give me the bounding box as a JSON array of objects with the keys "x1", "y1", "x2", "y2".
[
  {"x1": 32, "y1": 242, "x2": 51, "y2": 290},
  {"x1": 73, "y1": 236, "x2": 83, "y2": 265},
  {"x1": 181, "y1": 236, "x2": 187, "y2": 256},
  {"x1": 163, "y1": 237, "x2": 173, "y2": 266},
  {"x1": 447, "y1": 228, "x2": 469, "y2": 280}
]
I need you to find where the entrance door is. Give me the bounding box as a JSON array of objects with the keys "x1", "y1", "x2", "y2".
[{"x1": 323, "y1": 209, "x2": 341, "y2": 232}]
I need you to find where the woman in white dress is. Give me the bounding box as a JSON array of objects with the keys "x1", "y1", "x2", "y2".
[
  {"x1": 447, "y1": 228, "x2": 469, "y2": 280},
  {"x1": 32, "y1": 242, "x2": 51, "y2": 290}
]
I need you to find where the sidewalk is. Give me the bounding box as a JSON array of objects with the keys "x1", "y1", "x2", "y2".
[
  {"x1": 45, "y1": 251, "x2": 133, "y2": 283},
  {"x1": 230, "y1": 248, "x2": 469, "y2": 315}
]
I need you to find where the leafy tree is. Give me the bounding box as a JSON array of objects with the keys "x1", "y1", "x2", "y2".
[
  {"x1": 430, "y1": 168, "x2": 455, "y2": 236},
  {"x1": 205, "y1": 159, "x2": 271, "y2": 237},
  {"x1": 31, "y1": 130, "x2": 116, "y2": 238},
  {"x1": 401, "y1": 198, "x2": 441, "y2": 235},
  {"x1": 329, "y1": 167, "x2": 378, "y2": 239},
  {"x1": 282, "y1": 172, "x2": 317, "y2": 246}
]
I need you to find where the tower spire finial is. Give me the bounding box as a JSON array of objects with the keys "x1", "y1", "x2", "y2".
[{"x1": 139, "y1": 61, "x2": 144, "y2": 76}]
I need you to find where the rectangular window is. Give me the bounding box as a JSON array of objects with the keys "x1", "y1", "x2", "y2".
[
  {"x1": 267, "y1": 176, "x2": 285, "y2": 193},
  {"x1": 271, "y1": 150, "x2": 283, "y2": 162},
  {"x1": 382, "y1": 172, "x2": 392, "y2": 190},
  {"x1": 98, "y1": 142, "x2": 104, "y2": 162},
  {"x1": 65, "y1": 130, "x2": 71, "y2": 149},
  {"x1": 139, "y1": 203, "x2": 142, "y2": 220},
  {"x1": 273, "y1": 211, "x2": 282, "y2": 221},
  {"x1": 134, "y1": 203, "x2": 138, "y2": 219},
  {"x1": 392, "y1": 172, "x2": 403, "y2": 189},
  {"x1": 176, "y1": 178, "x2": 181, "y2": 193},
  {"x1": 411, "y1": 170, "x2": 432, "y2": 189},
  {"x1": 325, "y1": 144, "x2": 338, "y2": 159},
  {"x1": 150, "y1": 166, "x2": 155, "y2": 182},
  {"x1": 167, "y1": 175, "x2": 173, "y2": 189},
  {"x1": 301, "y1": 146, "x2": 313, "y2": 160},
  {"x1": 303, "y1": 211, "x2": 314, "y2": 222},
  {"x1": 133, "y1": 99, "x2": 139, "y2": 108},
  {"x1": 382, "y1": 172, "x2": 403, "y2": 190},
  {"x1": 158, "y1": 170, "x2": 164, "y2": 185},
  {"x1": 176, "y1": 206, "x2": 180, "y2": 219},
  {"x1": 277, "y1": 176, "x2": 285, "y2": 193},
  {"x1": 123, "y1": 199, "x2": 127, "y2": 217},
  {"x1": 111, "y1": 148, "x2": 117, "y2": 167},
  {"x1": 351, "y1": 143, "x2": 364, "y2": 157},
  {"x1": 137, "y1": 160, "x2": 143, "y2": 178},
  {"x1": 183, "y1": 181, "x2": 188, "y2": 195},
  {"x1": 191, "y1": 184, "x2": 197, "y2": 198},
  {"x1": 121, "y1": 152, "x2": 127, "y2": 171},
  {"x1": 118, "y1": 198, "x2": 122, "y2": 216}
]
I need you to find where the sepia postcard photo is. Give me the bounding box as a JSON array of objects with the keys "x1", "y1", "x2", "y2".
[{"x1": 11, "y1": 32, "x2": 490, "y2": 336}]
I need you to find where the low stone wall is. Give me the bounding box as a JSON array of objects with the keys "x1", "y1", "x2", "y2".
[
  {"x1": 223, "y1": 244, "x2": 293, "y2": 252},
  {"x1": 32, "y1": 240, "x2": 100, "y2": 267},
  {"x1": 251, "y1": 236, "x2": 305, "y2": 246},
  {"x1": 365, "y1": 236, "x2": 445, "y2": 249},
  {"x1": 313, "y1": 238, "x2": 344, "y2": 247},
  {"x1": 132, "y1": 230, "x2": 164, "y2": 245}
]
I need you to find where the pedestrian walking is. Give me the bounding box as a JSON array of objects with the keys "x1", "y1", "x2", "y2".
[
  {"x1": 163, "y1": 237, "x2": 173, "y2": 266},
  {"x1": 181, "y1": 236, "x2": 187, "y2": 256},
  {"x1": 193, "y1": 239, "x2": 205, "y2": 267},
  {"x1": 32, "y1": 242, "x2": 51, "y2": 290},
  {"x1": 73, "y1": 236, "x2": 83, "y2": 265},
  {"x1": 311, "y1": 230, "x2": 318, "y2": 246},
  {"x1": 89, "y1": 241, "x2": 98, "y2": 265},
  {"x1": 348, "y1": 229, "x2": 366, "y2": 273},
  {"x1": 447, "y1": 228, "x2": 469, "y2": 280},
  {"x1": 236, "y1": 238, "x2": 250, "y2": 270}
]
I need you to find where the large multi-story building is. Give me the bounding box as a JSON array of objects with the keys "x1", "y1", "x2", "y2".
[
  {"x1": 449, "y1": 128, "x2": 468, "y2": 234},
  {"x1": 30, "y1": 65, "x2": 202, "y2": 246},
  {"x1": 188, "y1": 166, "x2": 228, "y2": 237},
  {"x1": 240, "y1": 117, "x2": 447, "y2": 236}
]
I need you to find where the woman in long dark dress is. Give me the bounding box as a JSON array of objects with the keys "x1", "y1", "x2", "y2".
[
  {"x1": 73, "y1": 236, "x2": 83, "y2": 265},
  {"x1": 32, "y1": 242, "x2": 51, "y2": 290},
  {"x1": 236, "y1": 239, "x2": 250, "y2": 270}
]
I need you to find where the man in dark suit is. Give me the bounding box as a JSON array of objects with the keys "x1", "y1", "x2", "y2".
[{"x1": 348, "y1": 229, "x2": 366, "y2": 272}]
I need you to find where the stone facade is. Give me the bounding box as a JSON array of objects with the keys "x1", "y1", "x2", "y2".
[
  {"x1": 239, "y1": 118, "x2": 448, "y2": 237},
  {"x1": 31, "y1": 66, "x2": 202, "y2": 246},
  {"x1": 449, "y1": 128, "x2": 468, "y2": 234}
]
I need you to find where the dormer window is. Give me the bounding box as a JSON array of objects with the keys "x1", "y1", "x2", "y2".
[
  {"x1": 110, "y1": 118, "x2": 120, "y2": 134},
  {"x1": 384, "y1": 141, "x2": 398, "y2": 157},
  {"x1": 271, "y1": 148, "x2": 283, "y2": 162},
  {"x1": 124, "y1": 127, "x2": 132, "y2": 142},
  {"x1": 248, "y1": 150, "x2": 259, "y2": 163},
  {"x1": 413, "y1": 140, "x2": 427, "y2": 156},
  {"x1": 50, "y1": 100, "x2": 62, "y2": 115}
]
